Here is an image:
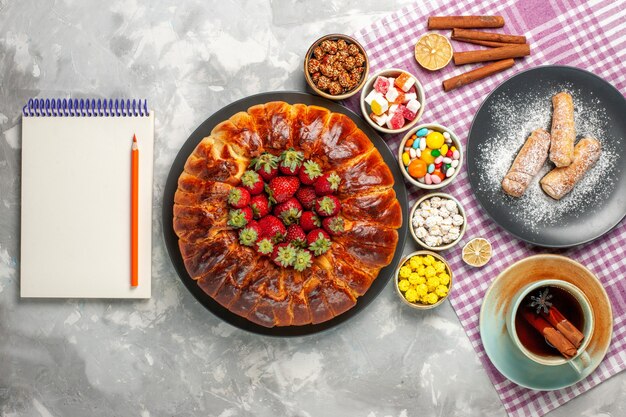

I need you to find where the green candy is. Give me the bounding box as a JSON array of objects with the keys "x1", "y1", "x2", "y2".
[{"x1": 431, "y1": 149, "x2": 441, "y2": 157}]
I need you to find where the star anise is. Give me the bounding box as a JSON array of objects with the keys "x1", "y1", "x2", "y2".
[{"x1": 528, "y1": 288, "x2": 553, "y2": 314}]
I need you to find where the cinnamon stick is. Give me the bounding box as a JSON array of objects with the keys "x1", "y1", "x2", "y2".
[
  {"x1": 443, "y1": 59, "x2": 514, "y2": 92},
  {"x1": 452, "y1": 28, "x2": 527, "y2": 44},
  {"x1": 522, "y1": 309, "x2": 577, "y2": 359},
  {"x1": 454, "y1": 44, "x2": 530, "y2": 65},
  {"x1": 542, "y1": 306, "x2": 585, "y2": 348},
  {"x1": 451, "y1": 36, "x2": 519, "y2": 48},
  {"x1": 428, "y1": 16, "x2": 505, "y2": 29}
]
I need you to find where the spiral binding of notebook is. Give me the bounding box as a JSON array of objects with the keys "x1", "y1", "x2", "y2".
[{"x1": 22, "y1": 98, "x2": 149, "y2": 117}]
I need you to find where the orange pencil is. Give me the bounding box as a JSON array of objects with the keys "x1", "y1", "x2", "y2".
[{"x1": 131, "y1": 134, "x2": 139, "y2": 287}]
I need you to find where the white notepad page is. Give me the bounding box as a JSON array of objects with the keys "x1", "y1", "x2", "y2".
[{"x1": 21, "y1": 112, "x2": 154, "y2": 298}]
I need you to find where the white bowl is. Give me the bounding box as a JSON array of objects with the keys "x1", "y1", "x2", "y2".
[
  {"x1": 409, "y1": 192, "x2": 467, "y2": 251},
  {"x1": 398, "y1": 123, "x2": 463, "y2": 190},
  {"x1": 394, "y1": 250, "x2": 454, "y2": 310},
  {"x1": 359, "y1": 68, "x2": 425, "y2": 134}
]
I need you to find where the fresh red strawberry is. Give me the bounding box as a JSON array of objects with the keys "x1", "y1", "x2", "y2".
[
  {"x1": 250, "y1": 194, "x2": 271, "y2": 219},
  {"x1": 228, "y1": 207, "x2": 253, "y2": 228},
  {"x1": 240, "y1": 170, "x2": 264, "y2": 195},
  {"x1": 272, "y1": 243, "x2": 297, "y2": 267},
  {"x1": 314, "y1": 172, "x2": 341, "y2": 196},
  {"x1": 273, "y1": 197, "x2": 302, "y2": 225},
  {"x1": 295, "y1": 186, "x2": 317, "y2": 210},
  {"x1": 267, "y1": 176, "x2": 300, "y2": 203},
  {"x1": 300, "y1": 211, "x2": 321, "y2": 232},
  {"x1": 258, "y1": 215, "x2": 286, "y2": 243},
  {"x1": 299, "y1": 160, "x2": 323, "y2": 185},
  {"x1": 251, "y1": 153, "x2": 279, "y2": 182},
  {"x1": 293, "y1": 248, "x2": 314, "y2": 272},
  {"x1": 315, "y1": 195, "x2": 341, "y2": 217},
  {"x1": 256, "y1": 238, "x2": 274, "y2": 256},
  {"x1": 238, "y1": 220, "x2": 261, "y2": 246},
  {"x1": 322, "y1": 216, "x2": 345, "y2": 236},
  {"x1": 227, "y1": 187, "x2": 251, "y2": 209},
  {"x1": 278, "y1": 148, "x2": 304, "y2": 176},
  {"x1": 306, "y1": 228, "x2": 331, "y2": 256},
  {"x1": 285, "y1": 224, "x2": 307, "y2": 248}
]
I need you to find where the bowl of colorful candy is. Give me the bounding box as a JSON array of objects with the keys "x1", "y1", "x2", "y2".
[
  {"x1": 409, "y1": 193, "x2": 467, "y2": 251},
  {"x1": 360, "y1": 68, "x2": 425, "y2": 134},
  {"x1": 304, "y1": 34, "x2": 369, "y2": 100},
  {"x1": 395, "y1": 250, "x2": 453, "y2": 309},
  {"x1": 398, "y1": 123, "x2": 463, "y2": 189}
]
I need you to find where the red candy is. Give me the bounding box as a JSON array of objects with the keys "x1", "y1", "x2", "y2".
[
  {"x1": 387, "y1": 111, "x2": 405, "y2": 130},
  {"x1": 402, "y1": 106, "x2": 416, "y2": 121},
  {"x1": 435, "y1": 162, "x2": 442, "y2": 169},
  {"x1": 374, "y1": 76, "x2": 390, "y2": 94},
  {"x1": 446, "y1": 150, "x2": 453, "y2": 157}
]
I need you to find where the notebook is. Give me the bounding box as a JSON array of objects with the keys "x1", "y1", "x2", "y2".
[{"x1": 20, "y1": 98, "x2": 154, "y2": 298}]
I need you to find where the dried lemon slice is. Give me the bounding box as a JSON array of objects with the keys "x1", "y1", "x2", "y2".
[
  {"x1": 462, "y1": 238, "x2": 492, "y2": 267},
  {"x1": 414, "y1": 33, "x2": 453, "y2": 71}
]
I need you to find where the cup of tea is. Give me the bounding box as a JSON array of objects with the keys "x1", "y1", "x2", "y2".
[{"x1": 505, "y1": 279, "x2": 595, "y2": 373}]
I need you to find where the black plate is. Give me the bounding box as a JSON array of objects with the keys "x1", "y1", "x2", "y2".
[
  {"x1": 467, "y1": 66, "x2": 626, "y2": 247},
  {"x1": 162, "y1": 91, "x2": 408, "y2": 336}
]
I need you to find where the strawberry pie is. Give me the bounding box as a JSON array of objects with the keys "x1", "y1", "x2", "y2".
[{"x1": 174, "y1": 101, "x2": 402, "y2": 327}]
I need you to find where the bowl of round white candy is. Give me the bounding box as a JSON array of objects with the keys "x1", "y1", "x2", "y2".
[{"x1": 409, "y1": 193, "x2": 467, "y2": 251}]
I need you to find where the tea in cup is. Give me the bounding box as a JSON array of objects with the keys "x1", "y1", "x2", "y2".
[{"x1": 506, "y1": 279, "x2": 594, "y2": 373}]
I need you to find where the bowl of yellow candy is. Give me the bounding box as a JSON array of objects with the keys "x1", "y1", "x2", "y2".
[{"x1": 395, "y1": 250, "x2": 453, "y2": 309}]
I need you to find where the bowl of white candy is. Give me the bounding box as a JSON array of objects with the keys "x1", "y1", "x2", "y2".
[{"x1": 409, "y1": 193, "x2": 466, "y2": 251}]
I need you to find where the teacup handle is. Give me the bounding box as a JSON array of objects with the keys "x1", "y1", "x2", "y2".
[{"x1": 568, "y1": 350, "x2": 591, "y2": 374}]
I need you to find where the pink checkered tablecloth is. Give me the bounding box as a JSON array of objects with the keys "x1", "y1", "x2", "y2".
[{"x1": 346, "y1": 1, "x2": 626, "y2": 416}]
